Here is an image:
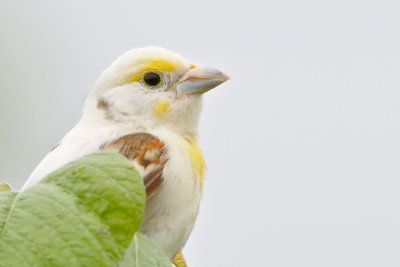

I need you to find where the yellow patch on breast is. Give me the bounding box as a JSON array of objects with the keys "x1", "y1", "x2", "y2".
[
  {"x1": 152, "y1": 100, "x2": 170, "y2": 117},
  {"x1": 186, "y1": 139, "x2": 206, "y2": 188}
]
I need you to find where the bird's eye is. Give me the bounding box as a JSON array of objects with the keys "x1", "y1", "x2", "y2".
[{"x1": 143, "y1": 72, "x2": 161, "y2": 87}]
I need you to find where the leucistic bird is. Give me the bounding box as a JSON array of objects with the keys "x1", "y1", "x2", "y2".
[{"x1": 22, "y1": 46, "x2": 229, "y2": 266}]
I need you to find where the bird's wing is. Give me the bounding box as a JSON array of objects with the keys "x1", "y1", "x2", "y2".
[{"x1": 102, "y1": 133, "x2": 167, "y2": 199}]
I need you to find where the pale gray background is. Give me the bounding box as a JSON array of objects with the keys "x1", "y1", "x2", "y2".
[{"x1": 1, "y1": 0, "x2": 400, "y2": 266}]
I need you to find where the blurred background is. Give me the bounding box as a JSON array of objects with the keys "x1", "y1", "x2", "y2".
[{"x1": 1, "y1": 0, "x2": 400, "y2": 266}]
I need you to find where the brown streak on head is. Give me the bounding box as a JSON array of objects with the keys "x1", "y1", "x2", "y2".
[
  {"x1": 97, "y1": 98, "x2": 115, "y2": 121},
  {"x1": 97, "y1": 98, "x2": 109, "y2": 110}
]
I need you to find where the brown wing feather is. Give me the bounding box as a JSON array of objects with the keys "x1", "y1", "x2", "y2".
[{"x1": 102, "y1": 133, "x2": 167, "y2": 199}]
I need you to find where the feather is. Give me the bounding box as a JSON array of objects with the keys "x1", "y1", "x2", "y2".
[{"x1": 103, "y1": 133, "x2": 167, "y2": 199}]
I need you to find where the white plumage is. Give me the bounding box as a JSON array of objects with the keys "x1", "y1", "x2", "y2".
[{"x1": 22, "y1": 47, "x2": 229, "y2": 260}]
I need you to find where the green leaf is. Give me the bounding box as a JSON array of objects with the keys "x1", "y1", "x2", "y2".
[
  {"x1": 120, "y1": 233, "x2": 171, "y2": 267},
  {"x1": 0, "y1": 152, "x2": 146, "y2": 266}
]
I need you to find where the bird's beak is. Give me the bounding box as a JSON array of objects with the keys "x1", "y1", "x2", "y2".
[{"x1": 176, "y1": 65, "x2": 229, "y2": 96}]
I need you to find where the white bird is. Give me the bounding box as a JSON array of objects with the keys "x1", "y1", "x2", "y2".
[{"x1": 22, "y1": 46, "x2": 229, "y2": 266}]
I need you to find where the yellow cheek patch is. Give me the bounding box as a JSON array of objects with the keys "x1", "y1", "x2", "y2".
[
  {"x1": 186, "y1": 139, "x2": 206, "y2": 188},
  {"x1": 130, "y1": 59, "x2": 183, "y2": 82},
  {"x1": 152, "y1": 100, "x2": 170, "y2": 117}
]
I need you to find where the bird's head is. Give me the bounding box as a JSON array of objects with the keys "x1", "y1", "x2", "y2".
[{"x1": 84, "y1": 46, "x2": 229, "y2": 136}]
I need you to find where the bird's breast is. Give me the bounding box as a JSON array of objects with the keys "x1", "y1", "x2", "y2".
[{"x1": 138, "y1": 132, "x2": 205, "y2": 259}]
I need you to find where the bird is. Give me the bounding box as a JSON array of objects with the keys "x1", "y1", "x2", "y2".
[{"x1": 21, "y1": 46, "x2": 229, "y2": 266}]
